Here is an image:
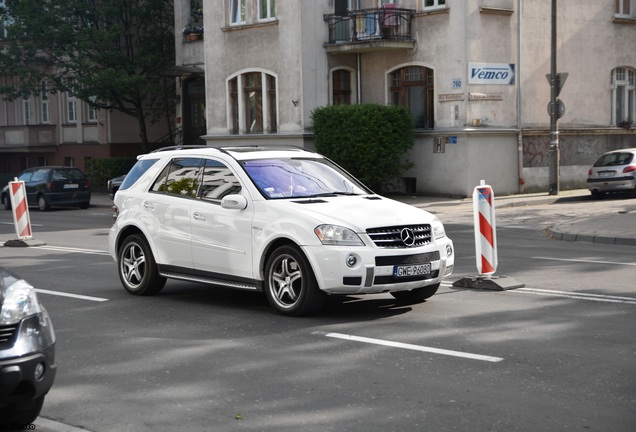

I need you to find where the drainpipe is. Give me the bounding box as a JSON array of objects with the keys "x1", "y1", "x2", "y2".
[
  {"x1": 516, "y1": 0, "x2": 524, "y2": 193},
  {"x1": 357, "y1": 53, "x2": 361, "y2": 104}
]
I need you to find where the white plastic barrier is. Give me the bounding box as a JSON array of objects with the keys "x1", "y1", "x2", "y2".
[
  {"x1": 472, "y1": 180, "x2": 497, "y2": 276},
  {"x1": 9, "y1": 179, "x2": 33, "y2": 240}
]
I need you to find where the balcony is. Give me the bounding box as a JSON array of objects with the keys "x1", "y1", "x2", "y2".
[{"x1": 324, "y1": 6, "x2": 416, "y2": 54}]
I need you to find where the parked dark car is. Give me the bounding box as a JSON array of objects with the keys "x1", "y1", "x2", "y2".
[
  {"x1": 107, "y1": 175, "x2": 126, "y2": 200},
  {"x1": 1, "y1": 166, "x2": 91, "y2": 211},
  {"x1": 0, "y1": 267, "x2": 56, "y2": 424}
]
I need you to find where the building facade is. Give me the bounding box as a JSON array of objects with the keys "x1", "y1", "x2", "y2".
[{"x1": 174, "y1": 0, "x2": 636, "y2": 196}]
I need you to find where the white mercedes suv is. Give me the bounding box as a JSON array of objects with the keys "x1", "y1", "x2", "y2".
[{"x1": 108, "y1": 146, "x2": 454, "y2": 316}]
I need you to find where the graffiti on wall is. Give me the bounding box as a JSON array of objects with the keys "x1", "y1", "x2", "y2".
[{"x1": 522, "y1": 134, "x2": 624, "y2": 167}]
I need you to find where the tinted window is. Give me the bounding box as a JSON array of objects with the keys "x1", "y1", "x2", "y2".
[
  {"x1": 51, "y1": 169, "x2": 86, "y2": 181},
  {"x1": 30, "y1": 169, "x2": 49, "y2": 183},
  {"x1": 151, "y1": 157, "x2": 202, "y2": 197},
  {"x1": 199, "y1": 159, "x2": 242, "y2": 201},
  {"x1": 119, "y1": 159, "x2": 159, "y2": 191}
]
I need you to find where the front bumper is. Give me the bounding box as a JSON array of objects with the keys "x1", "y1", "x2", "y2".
[
  {"x1": 0, "y1": 313, "x2": 56, "y2": 405},
  {"x1": 303, "y1": 237, "x2": 454, "y2": 295}
]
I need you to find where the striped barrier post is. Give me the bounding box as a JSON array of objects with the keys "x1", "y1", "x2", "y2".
[
  {"x1": 9, "y1": 179, "x2": 33, "y2": 240},
  {"x1": 473, "y1": 180, "x2": 497, "y2": 277}
]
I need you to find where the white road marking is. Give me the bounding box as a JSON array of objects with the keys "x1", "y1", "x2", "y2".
[
  {"x1": 318, "y1": 332, "x2": 504, "y2": 363},
  {"x1": 35, "y1": 245, "x2": 110, "y2": 256},
  {"x1": 36, "y1": 289, "x2": 109, "y2": 302},
  {"x1": 533, "y1": 256, "x2": 636, "y2": 266},
  {"x1": 36, "y1": 417, "x2": 95, "y2": 432},
  {"x1": 514, "y1": 288, "x2": 636, "y2": 305}
]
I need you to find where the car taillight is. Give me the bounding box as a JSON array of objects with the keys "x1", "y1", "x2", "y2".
[
  {"x1": 47, "y1": 182, "x2": 55, "y2": 191},
  {"x1": 83, "y1": 179, "x2": 91, "y2": 188},
  {"x1": 623, "y1": 166, "x2": 636, "y2": 174},
  {"x1": 112, "y1": 204, "x2": 119, "y2": 223},
  {"x1": 588, "y1": 169, "x2": 592, "y2": 175}
]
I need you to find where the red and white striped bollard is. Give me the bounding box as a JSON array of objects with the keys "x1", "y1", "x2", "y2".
[
  {"x1": 472, "y1": 180, "x2": 497, "y2": 277},
  {"x1": 9, "y1": 179, "x2": 33, "y2": 240}
]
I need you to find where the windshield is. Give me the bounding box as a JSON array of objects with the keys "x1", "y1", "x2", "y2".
[{"x1": 241, "y1": 158, "x2": 371, "y2": 199}]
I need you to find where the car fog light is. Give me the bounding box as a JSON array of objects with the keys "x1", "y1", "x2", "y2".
[
  {"x1": 445, "y1": 265, "x2": 454, "y2": 276},
  {"x1": 34, "y1": 363, "x2": 45, "y2": 381},
  {"x1": 346, "y1": 254, "x2": 357, "y2": 267},
  {"x1": 446, "y1": 244, "x2": 453, "y2": 257}
]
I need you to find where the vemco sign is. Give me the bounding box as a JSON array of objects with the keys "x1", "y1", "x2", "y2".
[{"x1": 468, "y1": 63, "x2": 515, "y2": 85}]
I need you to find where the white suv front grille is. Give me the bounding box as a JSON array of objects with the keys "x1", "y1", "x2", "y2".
[{"x1": 366, "y1": 224, "x2": 432, "y2": 248}]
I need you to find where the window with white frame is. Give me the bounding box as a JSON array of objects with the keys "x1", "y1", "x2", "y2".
[
  {"x1": 87, "y1": 96, "x2": 98, "y2": 122},
  {"x1": 423, "y1": 0, "x2": 446, "y2": 9},
  {"x1": 22, "y1": 97, "x2": 31, "y2": 125},
  {"x1": 40, "y1": 80, "x2": 50, "y2": 124},
  {"x1": 229, "y1": 0, "x2": 245, "y2": 25},
  {"x1": 258, "y1": 0, "x2": 275, "y2": 20},
  {"x1": 615, "y1": 0, "x2": 635, "y2": 17},
  {"x1": 611, "y1": 67, "x2": 635, "y2": 127},
  {"x1": 66, "y1": 78, "x2": 77, "y2": 123},
  {"x1": 228, "y1": 71, "x2": 277, "y2": 134}
]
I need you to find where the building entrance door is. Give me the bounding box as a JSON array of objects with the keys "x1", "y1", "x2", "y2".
[{"x1": 183, "y1": 77, "x2": 206, "y2": 145}]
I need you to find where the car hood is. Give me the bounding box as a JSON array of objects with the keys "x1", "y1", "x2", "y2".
[{"x1": 269, "y1": 195, "x2": 437, "y2": 231}]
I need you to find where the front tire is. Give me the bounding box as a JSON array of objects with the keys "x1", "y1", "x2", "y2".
[
  {"x1": 264, "y1": 245, "x2": 326, "y2": 316},
  {"x1": 118, "y1": 234, "x2": 166, "y2": 295},
  {"x1": 0, "y1": 395, "x2": 45, "y2": 424},
  {"x1": 391, "y1": 283, "x2": 440, "y2": 303},
  {"x1": 38, "y1": 194, "x2": 50, "y2": 211}
]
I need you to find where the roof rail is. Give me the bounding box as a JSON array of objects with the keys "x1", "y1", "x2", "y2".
[{"x1": 150, "y1": 145, "x2": 209, "y2": 153}]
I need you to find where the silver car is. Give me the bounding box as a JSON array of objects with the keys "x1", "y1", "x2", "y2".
[{"x1": 587, "y1": 148, "x2": 636, "y2": 198}]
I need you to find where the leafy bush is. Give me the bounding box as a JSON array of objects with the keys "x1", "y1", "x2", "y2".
[
  {"x1": 86, "y1": 157, "x2": 137, "y2": 190},
  {"x1": 311, "y1": 104, "x2": 415, "y2": 192}
]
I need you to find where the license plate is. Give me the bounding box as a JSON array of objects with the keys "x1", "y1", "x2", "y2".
[
  {"x1": 394, "y1": 263, "x2": 431, "y2": 278},
  {"x1": 599, "y1": 171, "x2": 615, "y2": 178},
  {"x1": 64, "y1": 184, "x2": 79, "y2": 189}
]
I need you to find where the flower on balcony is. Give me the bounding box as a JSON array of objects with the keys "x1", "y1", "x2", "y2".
[{"x1": 182, "y1": 24, "x2": 204, "y2": 35}]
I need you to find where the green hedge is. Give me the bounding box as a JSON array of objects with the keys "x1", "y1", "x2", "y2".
[
  {"x1": 311, "y1": 104, "x2": 415, "y2": 192},
  {"x1": 86, "y1": 157, "x2": 137, "y2": 190}
]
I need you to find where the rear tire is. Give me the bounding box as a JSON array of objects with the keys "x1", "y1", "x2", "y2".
[
  {"x1": 118, "y1": 234, "x2": 166, "y2": 295},
  {"x1": 391, "y1": 283, "x2": 440, "y2": 303},
  {"x1": 264, "y1": 245, "x2": 325, "y2": 316}
]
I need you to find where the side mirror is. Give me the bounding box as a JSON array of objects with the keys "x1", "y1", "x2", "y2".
[{"x1": 221, "y1": 194, "x2": 248, "y2": 210}]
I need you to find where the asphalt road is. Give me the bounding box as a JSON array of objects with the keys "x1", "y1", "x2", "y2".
[{"x1": 0, "y1": 198, "x2": 635, "y2": 432}]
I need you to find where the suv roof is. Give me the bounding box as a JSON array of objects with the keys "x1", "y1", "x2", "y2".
[{"x1": 141, "y1": 145, "x2": 323, "y2": 162}]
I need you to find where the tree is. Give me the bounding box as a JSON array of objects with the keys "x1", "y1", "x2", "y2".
[
  {"x1": 311, "y1": 104, "x2": 415, "y2": 192},
  {"x1": 0, "y1": 0, "x2": 176, "y2": 152}
]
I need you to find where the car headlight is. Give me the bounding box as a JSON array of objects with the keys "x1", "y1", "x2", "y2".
[
  {"x1": 315, "y1": 225, "x2": 364, "y2": 246},
  {"x1": 431, "y1": 217, "x2": 447, "y2": 239},
  {"x1": 1, "y1": 279, "x2": 42, "y2": 325}
]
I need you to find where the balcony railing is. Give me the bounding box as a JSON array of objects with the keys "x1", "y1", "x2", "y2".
[{"x1": 324, "y1": 7, "x2": 415, "y2": 46}]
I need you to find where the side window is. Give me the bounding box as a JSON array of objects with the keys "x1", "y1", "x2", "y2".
[
  {"x1": 119, "y1": 159, "x2": 159, "y2": 191},
  {"x1": 199, "y1": 159, "x2": 242, "y2": 201},
  {"x1": 30, "y1": 169, "x2": 49, "y2": 183},
  {"x1": 151, "y1": 157, "x2": 202, "y2": 198}
]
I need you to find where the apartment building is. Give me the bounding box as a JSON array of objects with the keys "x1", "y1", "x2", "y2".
[{"x1": 174, "y1": 0, "x2": 635, "y2": 196}]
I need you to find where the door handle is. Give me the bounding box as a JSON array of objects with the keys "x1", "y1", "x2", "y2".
[
  {"x1": 193, "y1": 212, "x2": 206, "y2": 221},
  {"x1": 142, "y1": 201, "x2": 154, "y2": 210}
]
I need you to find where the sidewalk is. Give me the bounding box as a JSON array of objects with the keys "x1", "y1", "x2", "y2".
[
  {"x1": 388, "y1": 189, "x2": 636, "y2": 247},
  {"x1": 94, "y1": 189, "x2": 636, "y2": 247}
]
